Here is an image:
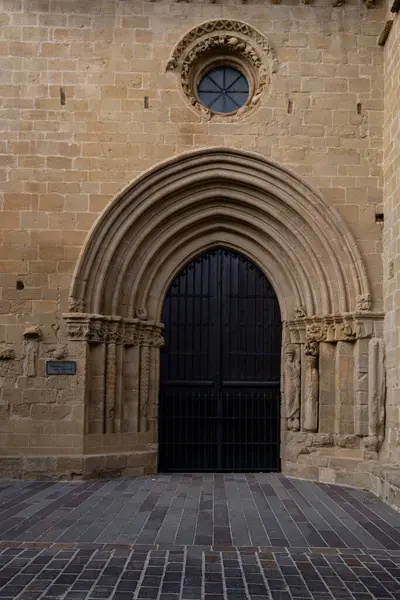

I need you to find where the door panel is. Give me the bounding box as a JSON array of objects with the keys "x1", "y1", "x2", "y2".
[{"x1": 159, "y1": 248, "x2": 281, "y2": 472}]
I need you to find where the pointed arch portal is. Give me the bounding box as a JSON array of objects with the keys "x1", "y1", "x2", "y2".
[
  {"x1": 70, "y1": 148, "x2": 369, "y2": 320},
  {"x1": 65, "y1": 149, "x2": 383, "y2": 479}
]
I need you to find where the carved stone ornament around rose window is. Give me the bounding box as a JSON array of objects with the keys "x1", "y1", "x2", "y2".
[{"x1": 166, "y1": 20, "x2": 277, "y2": 119}]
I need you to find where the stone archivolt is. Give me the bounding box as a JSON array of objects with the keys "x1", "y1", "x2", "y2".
[
  {"x1": 67, "y1": 148, "x2": 385, "y2": 468},
  {"x1": 166, "y1": 20, "x2": 277, "y2": 118},
  {"x1": 69, "y1": 148, "x2": 370, "y2": 321}
]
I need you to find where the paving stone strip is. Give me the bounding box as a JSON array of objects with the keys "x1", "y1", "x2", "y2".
[{"x1": 0, "y1": 475, "x2": 398, "y2": 598}]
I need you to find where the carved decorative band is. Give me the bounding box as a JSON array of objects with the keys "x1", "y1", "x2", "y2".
[
  {"x1": 167, "y1": 20, "x2": 278, "y2": 73},
  {"x1": 287, "y1": 313, "x2": 384, "y2": 345},
  {"x1": 64, "y1": 314, "x2": 165, "y2": 348}
]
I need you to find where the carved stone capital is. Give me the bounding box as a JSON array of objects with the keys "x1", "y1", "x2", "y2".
[
  {"x1": 287, "y1": 312, "x2": 383, "y2": 345},
  {"x1": 356, "y1": 293, "x2": 372, "y2": 312},
  {"x1": 306, "y1": 323, "x2": 327, "y2": 343},
  {"x1": 68, "y1": 296, "x2": 85, "y2": 312},
  {"x1": 64, "y1": 314, "x2": 164, "y2": 348},
  {"x1": 23, "y1": 325, "x2": 41, "y2": 340}
]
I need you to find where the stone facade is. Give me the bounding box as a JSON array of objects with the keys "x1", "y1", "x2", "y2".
[
  {"x1": 381, "y1": 5, "x2": 400, "y2": 507},
  {"x1": 0, "y1": 0, "x2": 398, "y2": 505}
]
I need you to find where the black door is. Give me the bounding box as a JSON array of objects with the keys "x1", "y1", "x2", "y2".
[{"x1": 159, "y1": 247, "x2": 281, "y2": 472}]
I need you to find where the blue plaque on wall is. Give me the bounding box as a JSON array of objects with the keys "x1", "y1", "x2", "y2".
[{"x1": 46, "y1": 360, "x2": 77, "y2": 376}]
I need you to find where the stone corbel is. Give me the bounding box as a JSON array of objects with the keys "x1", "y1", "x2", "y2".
[{"x1": 0, "y1": 346, "x2": 15, "y2": 360}]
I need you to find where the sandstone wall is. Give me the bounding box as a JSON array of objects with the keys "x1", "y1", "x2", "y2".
[
  {"x1": 383, "y1": 10, "x2": 400, "y2": 466},
  {"x1": 0, "y1": 0, "x2": 386, "y2": 480}
]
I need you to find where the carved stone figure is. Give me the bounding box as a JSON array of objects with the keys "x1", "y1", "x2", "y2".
[
  {"x1": 306, "y1": 323, "x2": 326, "y2": 342},
  {"x1": 22, "y1": 326, "x2": 41, "y2": 377},
  {"x1": 304, "y1": 354, "x2": 319, "y2": 432},
  {"x1": 284, "y1": 344, "x2": 301, "y2": 431}
]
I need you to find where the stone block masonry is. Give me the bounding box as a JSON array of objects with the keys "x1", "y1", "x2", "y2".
[{"x1": 0, "y1": 0, "x2": 398, "y2": 512}]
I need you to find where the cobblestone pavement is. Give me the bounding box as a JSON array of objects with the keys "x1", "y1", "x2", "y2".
[{"x1": 0, "y1": 474, "x2": 398, "y2": 599}]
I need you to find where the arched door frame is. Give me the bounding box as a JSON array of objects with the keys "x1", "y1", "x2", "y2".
[{"x1": 64, "y1": 149, "x2": 384, "y2": 477}]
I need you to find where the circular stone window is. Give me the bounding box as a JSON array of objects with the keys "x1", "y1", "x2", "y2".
[
  {"x1": 166, "y1": 20, "x2": 277, "y2": 119},
  {"x1": 197, "y1": 66, "x2": 249, "y2": 114}
]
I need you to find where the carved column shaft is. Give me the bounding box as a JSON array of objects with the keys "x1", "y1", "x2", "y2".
[
  {"x1": 139, "y1": 344, "x2": 150, "y2": 433},
  {"x1": 334, "y1": 341, "x2": 355, "y2": 435},
  {"x1": 368, "y1": 338, "x2": 385, "y2": 443},
  {"x1": 105, "y1": 342, "x2": 117, "y2": 434},
  {"x1": 87, "y1": 342, "x2": 106, "y2": 434},
  {"x1": 303, "y1": 342, "x2": 319, "y2": 433},
  {"x1": 354, "y1": 338, "x2": 369, "y2": 437},
  {"x1": 114, "y1": 343, "x2": 124, "y2": 433},
  {"x1": 303, "y1": 359, "x2": 319, "y2": 432},
  {"x1": 123, "y1": 345, "x2": 140, "y2": 433},
  {"x1": 318, "y1": 342, "x2": 335, "y2": 433},
  {"x1": 148, "y1": 345, "x2": 160, "y2": 432}
]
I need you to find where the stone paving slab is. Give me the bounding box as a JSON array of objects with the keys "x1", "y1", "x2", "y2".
[
  {"x1": 0, "y1": 474, "x2": 399, "y2": 599},
  {"x1": 0, "y1": 545, "x2": 400, "y2": 600},
  {"x1": 0, "y1": 475, "x2": 398, "y2": 550}
]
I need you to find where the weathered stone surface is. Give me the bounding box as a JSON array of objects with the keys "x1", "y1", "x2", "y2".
[
  {"x1": 284, "y1": 344, "x2": 301, "y2": 431},
  {"x1": 0, "y1": 0, "x2": 396, "y2": 499},
  {"x1": 303, "y1": 353, "x2": 319, "y2": 432}
]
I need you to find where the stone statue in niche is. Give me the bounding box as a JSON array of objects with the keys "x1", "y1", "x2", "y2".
[
  {"x1": 284, "y1": 344, "x2": 301, "y2": 431},
  {"x1": 22, "y1": 326, "x2": 41, "y2": 377},
  {"x1": 304, "y1": 352, "x2": 319, "y2": 432}
]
